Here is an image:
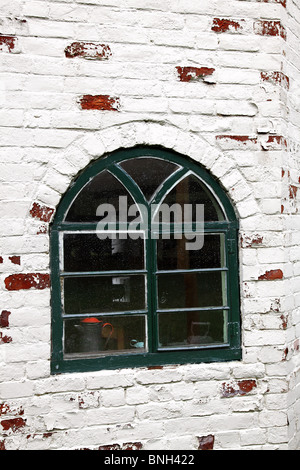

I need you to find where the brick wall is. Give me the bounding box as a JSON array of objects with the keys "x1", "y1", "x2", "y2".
[{"x1": 0, "y1": 0, "x2": 299, "y2": 450}]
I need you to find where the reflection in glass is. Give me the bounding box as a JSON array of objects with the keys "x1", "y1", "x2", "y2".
[
  {"x1": 161, "y1": 174, "x2": 225, "y2": 222},
  {"x1": 65, "y1": 170, "x2": 138, "y2": 222},
  {"x1": 157, "y1": 271, "x2": 227, "y2": 309},
  {"x1": 63, "y1": 275, "x2": 146, "y2": 314},
  {"x1": 63, "y1": 233, "x2": 145, "y2": 272},
  {"x1": 119, "y1": 157, "x2": 179, "y2": 201},
  {"x1": 158, "y1": 310, "x2": 228, "y2": 349},
  {"x1": 157, "y1": 234, "x2": 225, "y2": 271},
  {"x1": 64, "y1": 314, "x2": 146, "y2": 356}
]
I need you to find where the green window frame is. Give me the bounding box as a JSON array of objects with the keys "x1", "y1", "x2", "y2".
[{"x1": 50, "y1": 146, "x2": 241, "y2": 374}]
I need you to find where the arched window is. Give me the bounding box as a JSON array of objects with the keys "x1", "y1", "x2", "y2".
[{"x1": 50, "y1": 147, "x2": 241, "y2": 374}]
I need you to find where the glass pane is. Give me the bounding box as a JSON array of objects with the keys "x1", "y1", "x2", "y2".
[
  {"x1": 157, "y1": 271, "x2": 227, "y2": 309},
  {"x1": 157, "y1": 233, "x2": 225, "y2": 271},
  {"x1": 64, "y1": 314, "x2": 146, "y2": 357},
  {"x1": 160, "y1": 174, "x2": 225, "y2": 222},
  {"x1": 63, "y1": 232, "x2": 145, "y2": 272},
  {"x1": 119, "y1": 157, "x2": 179, "y2": 201},
  {"x1": 158, "y1": 310, "x2": 228, "y2": 349},
  {"x1": 65, "y1": 170, "x2": 138, "y2": 222},
  {"x1": 63, "y1": 275, "x2": 146, "y2": 314}
]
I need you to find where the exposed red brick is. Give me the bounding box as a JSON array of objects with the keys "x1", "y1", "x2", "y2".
[
  {"x1": 122, "y1": 442, "x2": 143, "y2": 450},
  {"x1": 79, "y1": 95, "x2": 120, "y2": 111},
  {"x1": 0, "y1": 310, "x2": 11, "y2": 328},
  {"x1": 30, "y1": 202, "x2": 54, "y2": 223},
  {"x1": 289, "y1": 185, "x2": 298, "y2": 199},
  {"x1": 212, "y1": 18, "x2": 243, "y2": 33},
  {"x1": 9, "y1": 256, "x2": 20, "y2": 265},
  {"x1": 1, "y1": 417, "x2": 26, "y2": 432},
  {"x1": 4, "y1": 273, "x2": 50, "y2": 291},
  {"x1": 0, "y1": 404, "x2": 10, "y2": 416},
  {"x1": 221, "y1": 380, "x2": 257, "y2": 397},
  {"x1": 0, "y1": 333, "x2": 12, "y2": 344},
  {"x1": 0, "y1": 35, "x2": 16, "y2": 52},
  {"x1": 147, "y1": 365, "x2": 163, "y2": 370},
  {"x1": 197, "y1": 435, "x2": 215, "y2": 450},
  {"x1": 280, "y1": 314, "x2": 288, "y2": 330},
  {"x1": 261, "y1": 71, "x2": 289, "y2": 90},
  {"x1": 176, "y1": 66, "x2": 215, "y2": 82},
  {"x1": 216, "y1": 135, "x2": 258, "y2": 144},
  {"x1": 0, "y1": 257, "x2": 3, "y2": 264},
  {"x1": 254, "y1": 21, "x2": 286, "y2": 40},
  {"x1": 65, "y1": 42, "x2": 112, "y2": 60},
  {"x1": 241, "y1": 234, "x2": 263, "y2": 248},
  {"x1": 98, "y1": 444, "x2": 121, "y2": 450},
  {"x1": 258, "y1": 269, "x2": 283, "y2": 280},
  {"x1": 259, "y1": 0, "x2": 286, "y2": 7},
  {"x1": 0, "y1": 440, "x2": 6, "y2": 450}
]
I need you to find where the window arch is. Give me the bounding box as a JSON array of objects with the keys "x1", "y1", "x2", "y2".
[{"x1": 50, "y1": 147, "x2": 241, "y2": 374}]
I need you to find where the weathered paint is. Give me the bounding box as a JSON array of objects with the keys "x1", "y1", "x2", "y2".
[
  {"x1": 30, "y1": 202, "x2": 54, "y2": 223},
  {"x1": 65, "y1": 42, "x2": 112, "y2": 60},
  {"x1": 4, "y1": 273, "x2": 50, "y2": 291},
  {"x1": 176, "y1": 66, "x2": 215, "y2": 82},
  {"x1": 258, "y1": 269, "x2": 283, "y2": 280},
  {"x1": 79, "y1": 95, "x2": 120, "y2": 111}
]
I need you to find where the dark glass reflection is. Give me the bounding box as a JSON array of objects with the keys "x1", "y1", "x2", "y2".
[
  {"x1": 161, "y1": 174, "x2": 225, "y2": 222},
  {"x1": 158, "y1": 310, "x2": 228, "y2": 349},
  {"x1": 63, "y1": 233, "x2": 145, "y2": 272},
  {"x1": 63, "y1": 275, "x2": 146, "y2": 314},
  {"x1": 157, "y1": 271, "x2": 226, "y2": 309},
  {"x1": 119, "y1": 157, "x2": 179, "y2": 201},
  {"x1": 157, "y1": 234, "x2": 225, "y2": 271},
  {"x1": 65, "y1": 170, "x2": 138, "y2": 223}
]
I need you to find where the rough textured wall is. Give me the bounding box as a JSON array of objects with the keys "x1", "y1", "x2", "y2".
[{"x1": 0, "y1": 0, "x2": 299, "y2": 450}]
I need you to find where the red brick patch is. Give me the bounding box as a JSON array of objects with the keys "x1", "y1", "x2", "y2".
[
  {"x1": 289, "y1": 185, "x2": 298, "y2": 199},
  {"x1": 4, "y1": 273, "x2": 50, "y2": 291},
  {"x1": 9, "y1": 256, "x2": 20, "y2": 265},
  {"x1": 30, "y1": 202, "x2": 54, "y2": 223},
  {"x1": 211, "y1": 18, "x2": 243, "y2": 33},
  {"x1": 1, "y1": 418, "x2": 26, "y2": 432},
  {"x1": 79, "y1": 95, "x2": 120, "y2": 111},
  {"x1": 0, "y1": 310, "x2": 11, "y2": 328},
  {"x1": 254, "y1": 20, "x2": 286, "y2": 39},
  {"x1": 258, "y1": 269, "x2": 283, "y2": 280},
  {"x1": 216, "y1": 135, "x2": 258, "y2": 144},
  {"x1": 221, "y1": 380, "x2": 257, "y2": 397},
  {"x1": 197, "y1": 435, "x2": 215, "y2": 450},
  {"x1": 0, "y1": 36, "x2": 16, "y2": 52},
  {"x1": 65, "y1": 42, "x2": 112, "y2": 60},
  {"x1": 176, "y1": 66, "x2": 215, "y2": 82},
  {"x1": 261, "y1": 71, "x2": 289, "y2": 90}
]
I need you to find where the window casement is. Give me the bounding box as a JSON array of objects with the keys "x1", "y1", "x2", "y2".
[{"x1": 50, "y1": 147, "x2": 241, "y2": 374}]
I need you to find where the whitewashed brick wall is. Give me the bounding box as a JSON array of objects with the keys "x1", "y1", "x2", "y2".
[{"x1": 0, "y1": 0, "x2": 300, "y2": 450}]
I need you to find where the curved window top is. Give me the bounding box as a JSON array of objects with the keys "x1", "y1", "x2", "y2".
[{"x1": 58, "y1": 147, "x2": 236, "y2": 226}]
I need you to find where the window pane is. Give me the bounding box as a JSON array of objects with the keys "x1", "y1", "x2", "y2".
[
  {"x1": 119, "y1": 157, "x2": 179, "y2": 201},
  {"x1": 158, "y1": 310, "x2": 228, "y2": 349},
  {"x1": 65, "y1": 170, "x2": 138, "y2": 222},
  {"x1": 161, "y1": 174, "x2": 225, "y2": 221},
  {"x1": 63, "y1": 233, "x2": 145, "y2": 272},
  {"x1": 157, "y1": 271, "x2": 227, "y2": 309},
  {"x1": 63, "y1": 275, "x2": 146, "y2": 314},
  {"x1": 64, "y1": 314, "x2": 146, "y2": 357},
  {"x1": 156, "y1": 233, "x2": 225, "y2": 271}
]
